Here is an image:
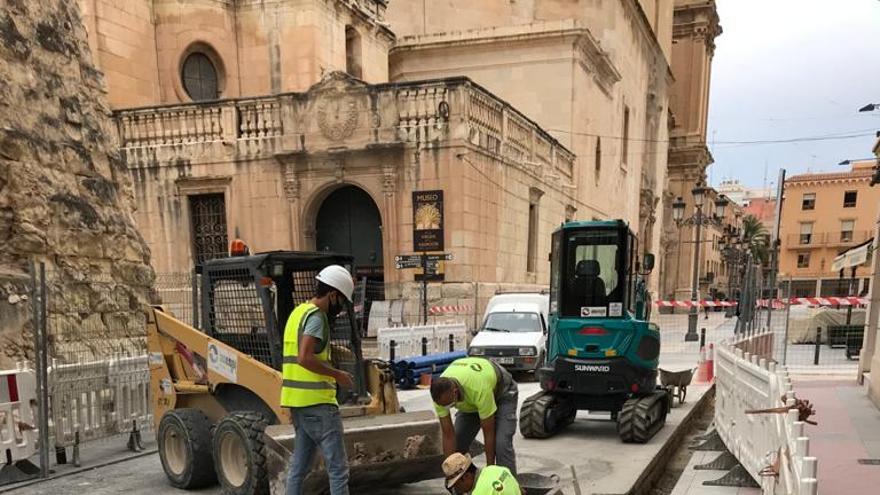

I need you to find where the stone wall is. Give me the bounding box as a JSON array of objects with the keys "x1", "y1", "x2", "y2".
[{"x1": 0, "y1": 0, "x2": 154, "y2": 368}]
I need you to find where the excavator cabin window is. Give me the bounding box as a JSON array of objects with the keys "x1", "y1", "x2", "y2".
[{"x1": 555, "y1": 228, "x2": 628, "y2": 318}]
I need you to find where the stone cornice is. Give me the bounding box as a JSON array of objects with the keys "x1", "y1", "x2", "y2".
[
  {"x1": 668, "y1": 141, "x2": 713, "y2": 172},
  {"x1": 574, "y1": 32, "x2": 622, "y2": 97},
  {"x1": 393, "y1": 19, "x2": 587, "y2": 52},
  {"x1": 672, "y1": 0, "x2": 722, "y2": 56},
  {"x1": 785, "y1": 176, "x2": 873, "y2": 188}
]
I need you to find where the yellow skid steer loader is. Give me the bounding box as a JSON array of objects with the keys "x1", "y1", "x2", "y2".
[{"x1": 148, "y1": 251, "x2": 447, "y2": 494}]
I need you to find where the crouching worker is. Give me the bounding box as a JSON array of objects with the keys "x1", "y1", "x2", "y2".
[
  {"x1": 431, "y1": 357, "x2": 518, "y2": 474},
  {"x1": 443, "y1": 453, "x2": 522, "y2": 495}
]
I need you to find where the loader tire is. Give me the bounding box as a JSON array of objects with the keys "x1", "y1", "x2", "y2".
[
  {"x1": 213, "y1": 411, "x2": 270, "y2": 495},
  {"x1": 158, "y1": 408, "x2": 217, "y2": 489}
]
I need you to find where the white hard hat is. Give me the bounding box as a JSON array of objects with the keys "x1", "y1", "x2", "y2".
[{"x1": 316, "y1": 265, "x2": 354, "y2": 303}]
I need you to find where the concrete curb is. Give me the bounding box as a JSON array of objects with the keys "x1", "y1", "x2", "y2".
[{"x1": 626, "y1": 384, "x2": 716, "y2": 495}]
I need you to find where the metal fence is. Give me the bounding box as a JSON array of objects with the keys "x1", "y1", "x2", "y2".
[{"x1": 1, "y1": 262, "x2": 155, "y2": 484}]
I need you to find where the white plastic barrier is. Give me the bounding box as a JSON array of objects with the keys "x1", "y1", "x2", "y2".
[
  {"x1": 714, "y1": 333, "x2": 819, "y2": 495},
  {"x1": 411, "y1": 325, "x2": 436, "y2": 357},
  {"x1": 377, "y1": 323, "x2": 471, "y2": 360},
  {"x1": 378, "y1": 327, "x2": 415, "y2": 361},
  {"x1": 434, "y1": 323, "x2": 468, "y2": 353},
  {"x1": 48, "y1": 356, "x2": 151, "y2": 448},
  {"x1": 0, "y1": 366, "x2": 37, "y2": 463}
]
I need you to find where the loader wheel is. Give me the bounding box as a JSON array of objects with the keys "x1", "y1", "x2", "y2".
[
  {"x1": 158, "y1": 409, "x2": 217, "y2": 489},
  {"x1": 213, "y1": 412, "x2": 270, "y2": 495}
]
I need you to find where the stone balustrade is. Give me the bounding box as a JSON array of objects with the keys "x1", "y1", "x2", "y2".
[{"x1": 113, "y1": 77, "x2": 575, "y2": 177}]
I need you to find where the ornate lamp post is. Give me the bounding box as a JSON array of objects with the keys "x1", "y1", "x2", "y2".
[
  {"x1": 719, "y1": 222, "x2": 745, "y2": 320},
  {"x1": 672, "y1": 187, "x2": 729, "y2": 340}
]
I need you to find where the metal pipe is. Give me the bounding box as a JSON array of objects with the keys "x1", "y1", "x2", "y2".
[
  {"x1": 34, "y1": 262, "x2": 50, "y2": 478},
  {"x1": 766, "y1": 168, "x2": 786, "y2": 330},
  {"x1": 689, "y1": 205, "x2": 703, "y2": 336},
  {"x1": 191, "y1": 267, "x2": 200, "y2": 329},
  {"x1": 783, "y1": 277, "x2": 792, "y2": 365}
]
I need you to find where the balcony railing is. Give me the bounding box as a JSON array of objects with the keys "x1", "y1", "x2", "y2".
[
  {"x1": 786, "y1": 233, "x2": 824, "y2": 248},
  {"x1": 784, "y1": 230, "x2": 871, "y2": 249},
  {"x1": 113, "y1": 77, "x2": 575, "y2": 178},
  {"x1": 831, "y1": 230, "x2": 871, "y2": 247}
]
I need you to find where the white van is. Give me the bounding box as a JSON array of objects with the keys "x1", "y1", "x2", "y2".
[{"x1": 468, "y1": 292, "x2": 549, "y2": 372}]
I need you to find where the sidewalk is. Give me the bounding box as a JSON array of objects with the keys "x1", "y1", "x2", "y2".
[
  {"x1": 671, "y1": 377, "x2": 880, "y2": 494},
  {"x1": 793, "y1": 377, "x2": 880, "y2": 494}
]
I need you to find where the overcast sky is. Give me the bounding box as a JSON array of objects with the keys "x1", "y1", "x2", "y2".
[{"x1": 707, "y1": 0, "x2": 880, "y2": 190}]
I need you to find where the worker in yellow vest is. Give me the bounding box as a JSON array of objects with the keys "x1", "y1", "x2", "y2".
[
  {"x1": 281, "y1": 265, "x2": 355, "y2": 495},
  {"x1": 442, "y1": 452, "x2": 522, "y2": 495}
]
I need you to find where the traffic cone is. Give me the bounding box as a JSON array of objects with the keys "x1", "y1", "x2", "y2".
[
  {"x1": 706, "y1": 343, "x2": 715, "y2": 382},
  {"x1": 695, "y1": 345, "x2": 710, "y2": 383}
]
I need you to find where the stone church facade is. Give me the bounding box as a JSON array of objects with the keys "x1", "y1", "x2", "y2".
[{"x1": 77, "y1": 0, "x2": 719, "y2": 317}]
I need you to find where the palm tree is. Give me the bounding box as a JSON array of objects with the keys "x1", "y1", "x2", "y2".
[{"x1": 741, "y1": 214, "x2": 770, "y2": 264}]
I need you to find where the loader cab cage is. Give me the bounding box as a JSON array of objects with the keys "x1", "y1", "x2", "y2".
[
  {"x1": 551, "y1": 221, "x2": 637, "y2": 319},
  {"x1": 199, "y1": 252, "x2": 365, "y2": 398}
]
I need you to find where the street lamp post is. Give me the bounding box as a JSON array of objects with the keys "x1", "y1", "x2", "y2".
[{"x1": 673, "y1": 187, "x2": 729, "y2": 340}]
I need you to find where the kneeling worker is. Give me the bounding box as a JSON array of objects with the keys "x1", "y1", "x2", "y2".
[
  {"x1": 431, "y1": 356, "x2": 518, "y2": 473},
  {"x1": 281, "y1": 265, "x2": 355, "y2": 495},
  {"x1": 443, "y1": 453, "x2": 521, "y2": 495}
]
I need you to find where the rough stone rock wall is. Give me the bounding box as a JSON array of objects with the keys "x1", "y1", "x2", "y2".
[{"x1": 0, "y1": 0, "x2": 154, "y2": 367}]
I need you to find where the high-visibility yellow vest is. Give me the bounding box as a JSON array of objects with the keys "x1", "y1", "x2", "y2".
[
  {"x1": 473, "y1": 465, "x2": 521, "y2": 495},
  {"x1": 280, "y1": 303, "x2": 337, "y2": 407}
]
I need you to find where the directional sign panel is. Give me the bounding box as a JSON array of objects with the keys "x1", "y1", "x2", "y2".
[
  {"x1": 394, "y1": 255, "x2": 421, "y2": 263},
  {"x1": 425, "y1": 253, "x2": 454, "y2": 262}
]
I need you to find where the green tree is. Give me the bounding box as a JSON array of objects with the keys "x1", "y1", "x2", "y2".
[{"x1": 741, "y1": 214, "x2": 770, "y2": 263}]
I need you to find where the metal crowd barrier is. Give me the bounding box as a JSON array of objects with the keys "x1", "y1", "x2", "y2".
[
  {"x1": 47, "y1": 356, "x2": 151, "y2": 461},
  {"x1": 715, "y1": 334, "x2": 818, "y2": 494}
]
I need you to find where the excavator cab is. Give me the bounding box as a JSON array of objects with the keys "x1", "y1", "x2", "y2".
[{"x1": 520, "y1": 220, "x2": 669, "y2": 443}]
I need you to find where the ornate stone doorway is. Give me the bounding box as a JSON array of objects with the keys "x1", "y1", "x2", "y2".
[{"x1": 314, "y1": 185, "x2": 384, "y2": 274}]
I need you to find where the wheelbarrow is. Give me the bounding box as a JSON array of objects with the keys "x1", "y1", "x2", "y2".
[
  {"x1": 518, "y1": 473, "x2": 562, "y2": 495},
  {"x1": 659, "y1": 367, "x2": 697, "y2": 405}
]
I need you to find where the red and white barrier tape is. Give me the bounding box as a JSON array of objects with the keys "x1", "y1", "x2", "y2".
[
  {"x1": 653, "y1": 297, "x2": 869, "y2": 308},
  {"x1": 654, "y1": 300, "x2": 737, "y2": 308},
  {"x1": 429, "y1": 305, "x2": 472, "y2": 315},
  {"x1": 756, "y1": 296, "x2": 868, "y2": 307}
]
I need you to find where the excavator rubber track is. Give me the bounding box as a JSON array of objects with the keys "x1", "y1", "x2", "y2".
[
  {"x1": 519, "y1": 391, "x2": 576, "y2": 439},
  {"x1": 616, "y1": 390, "x2": 669, "y2": 444}
]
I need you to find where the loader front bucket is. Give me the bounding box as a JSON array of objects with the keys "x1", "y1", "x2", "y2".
[{"x1": 264, "y1": 410, "x2": 451, "y2": 493}]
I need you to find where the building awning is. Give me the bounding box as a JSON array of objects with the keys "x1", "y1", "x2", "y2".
[{"x1": 831, "y1": 238, "x2": 874, "y2": 272}]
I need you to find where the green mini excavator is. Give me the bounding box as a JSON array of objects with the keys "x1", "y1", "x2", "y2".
[{"x1": 519, "y1": 220, "x2": 670, "y2": 443}]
